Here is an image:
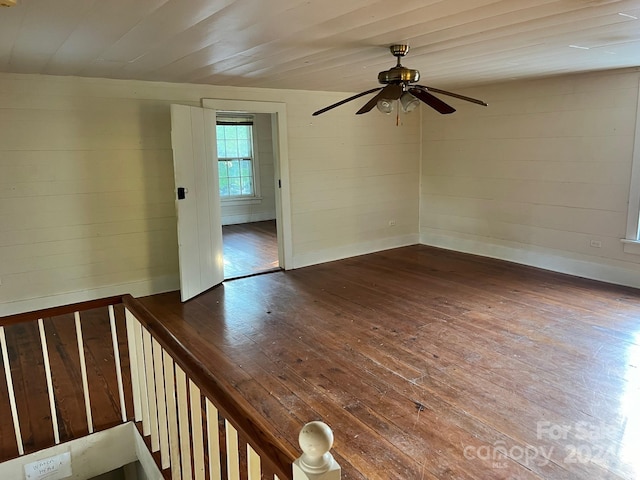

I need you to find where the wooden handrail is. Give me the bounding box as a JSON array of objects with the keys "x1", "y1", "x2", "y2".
[
  {"x1": 122, "y1": 294, "x2": 297, "y2": 480},
  {"x1": 1, "y1": 293, "x2": 300, "y2": 478},
  {"x1": 0, "y1": 295, "x2": 125, "y2": 327}
]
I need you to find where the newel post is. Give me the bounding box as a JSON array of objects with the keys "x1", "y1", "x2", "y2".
[{"x1": 293, "y1": 421, "x2": 341, "y2": 480}]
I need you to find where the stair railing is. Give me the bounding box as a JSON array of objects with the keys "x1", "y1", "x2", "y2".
[
  {"x1": 0, "y1": 296, "x2": 128, "y2": 457},
  {"x1": 0, "y1": 294, "x2": 341, "y2": 479},
  {"x1": 123, "y1": 294, "x2": 341, "y2": 480}
]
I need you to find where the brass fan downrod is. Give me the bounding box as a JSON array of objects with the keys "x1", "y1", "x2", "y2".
[{"x1": 378, "y1": 44, "x2": 420, "y2": 85}]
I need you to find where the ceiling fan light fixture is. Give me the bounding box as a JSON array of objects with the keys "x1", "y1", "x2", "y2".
[
  {"x1": 400, "y1": 92, "x2": 420, "y2": 113},
  {"x1": 376, "y1": 98, "x2": 395, "y2": 114},
  {"x1": 311, "y1": 44, "x2": 487, "y2": 117}
]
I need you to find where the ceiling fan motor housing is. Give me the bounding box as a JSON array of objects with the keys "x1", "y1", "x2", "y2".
[
  {"x1": 377, "y1": 66, "x2": 420, "y2": 85},
  {"x1": 378, "y1": 44, "x2": 420, "y2": 85}
]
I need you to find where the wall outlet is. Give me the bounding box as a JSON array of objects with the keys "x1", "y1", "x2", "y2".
[
  {"x1": 388, "y1": 220, "x2": 396, "y2": 227},
  {"x1": 590, "y1": 240, "x2": 602, "y2": 248}
]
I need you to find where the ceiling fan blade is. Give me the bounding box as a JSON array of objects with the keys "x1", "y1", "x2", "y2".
[
  {"x1": 409, "y1": 87, "x2": 455, "y2": 114},
  {"x1": 312, "y1": 87, "x2": 383, "y2": 116},
  {"x1": 356, "y1": 84, "x2": 403, "y2": 115},
  {"x1": 418, "y1": 85, "x2": 488, "y2": 106}
]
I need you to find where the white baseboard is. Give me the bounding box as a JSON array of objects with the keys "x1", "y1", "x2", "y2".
[
  {"x1": 0, "y1": 423, "x2": 161, "y2": 480},
  {"x1": 221, "y1": 212, "x2": 276, "y2": 226},
  {"x1": 420, "y1": 232, "x2": 640, "y2": 289},
  {"x1": 0, "y1": 274, "x2": 179, "y2": 317},
  {"x1": 292, "y1": 234, "x2": 420, "y2": 269}
]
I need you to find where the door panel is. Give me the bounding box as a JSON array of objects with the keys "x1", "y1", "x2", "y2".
[{"x1": 170, "y1": 104, "x2": 224, "y2": 301}]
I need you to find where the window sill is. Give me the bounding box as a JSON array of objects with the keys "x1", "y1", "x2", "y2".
[
  {"x1": 221, "y1": 196, "x2": 262, "y2": 206},
  {"x1": 621, "y1": 239, "x2": 640, "y2": 255}
]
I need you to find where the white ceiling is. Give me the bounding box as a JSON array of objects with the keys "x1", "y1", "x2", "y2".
[{"x1": 1, "y1": 0, "x2": 639, "y2": 93}]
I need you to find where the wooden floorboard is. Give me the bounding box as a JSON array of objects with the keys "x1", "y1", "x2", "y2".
[
  {"x1": 0, "y1": 304, "x2": 132, "y2": 461},
  {"x1": 139, "y1": 245, "x2": 640, "y2": 480},
  {"x1": 1, "y1": 245, "x2": 638, "y2": 479},
  {"x1": 222, "y1": 220, "x2": 279, "y2": 279}
]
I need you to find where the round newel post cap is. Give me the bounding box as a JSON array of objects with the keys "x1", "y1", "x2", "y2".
[
  {"x1": 294, "y1": 421, "x2": 341, "y2": 479},
  {"x1": 298, "y1": 421, "x2": 335, "y2": 474}
]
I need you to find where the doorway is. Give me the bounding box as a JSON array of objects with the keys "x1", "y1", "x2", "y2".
[
  {"x1": 216, "y1": 111, "x2": 280, "y2": 279},
  {"x1": 202, "y1": 98, "x2": 291, "y2": 281}
]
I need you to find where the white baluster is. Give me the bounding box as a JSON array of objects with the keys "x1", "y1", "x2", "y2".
[
  {"x1": 74, "y1": 311, "x2": 93, "y2": 434},
  {"x1": 124, "y1": 309, "x2": 142, "y2": 423},
  {"x1": 152, "y1": 339, "x2": 169, "y2": 469},
  {"x1": 108, "y1": 305, "x2": 127, "y2": 423},
  {"x1": 142, "y1": 328, "x2": 159, "y2": 451},
  {"x1": 162, "y1": 351, "x2": 181, "y2": 480},
  {"x1": 205, "y1": 399, "x2": 221, "y2": 480},
  {"x1": 37, "y1": 318, "x2": 60, "y2": 444},
  {"x1": 189, "y1": 380, "x2": 205, "y2": 480},
  {"x1": 293, "y1": 422, "x2": 341, "y2": 480},
  {"x1": 225, "y1": 420, "x2": 240, "y2": 480},
  {"x1": 175, "y1": 365, "x2": 192, "y2": 479},
  {"x1": 0, "y1": 326, "x2": 24, "y2": 455}
]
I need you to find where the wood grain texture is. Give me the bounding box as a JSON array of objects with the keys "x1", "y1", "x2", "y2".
[
  {"x1": 123, "y1": 295, "x2": 296, "y2": 480},
  {"x1": 223, "y1": 220, "x2": 279, "y2": 279},
  {"x1": 137, "y1": 245, "x2": 640, "y2": 480},
  {"x1": 0, "y1": 296, "x2": 124, "y2": 327},
  {"x1": 2, "y1": 0, "x2": 640, "y2": 91},
  {"x1": 0, "y1": 303, "x2": 133, "y2": 461}
]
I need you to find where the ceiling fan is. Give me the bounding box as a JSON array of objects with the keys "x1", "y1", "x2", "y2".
[{"x1": 312, "y1": 45, "x2": 487, "y2": 116}]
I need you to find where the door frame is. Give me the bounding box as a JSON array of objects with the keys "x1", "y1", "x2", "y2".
[{"x1": 202, "y1": 99, "x2": 292, "y2": 270}]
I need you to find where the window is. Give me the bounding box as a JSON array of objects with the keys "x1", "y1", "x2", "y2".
[{"x1": 216, "y1": 116, "x2": 258, "y2": 199}]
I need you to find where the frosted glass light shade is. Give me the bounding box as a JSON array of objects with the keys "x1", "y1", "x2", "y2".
[
  {"x1": 376, "y1": 98, "x2": 395, "y2": 114},
  {"x1": 400, "y1": 92, "x2": 420, "y2": 112}
]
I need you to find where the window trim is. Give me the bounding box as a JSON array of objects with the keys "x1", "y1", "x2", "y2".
[{"x1": 216, "y1": 114, "x2": 261, "y2": 201}]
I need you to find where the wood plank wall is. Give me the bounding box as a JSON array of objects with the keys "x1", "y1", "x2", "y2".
[
  {"x1": 420, "y1": 68, "x2": 640, "y2": 287},
  {"x1": 0, "y1": 73, "x2": 420, "y2": 315}
]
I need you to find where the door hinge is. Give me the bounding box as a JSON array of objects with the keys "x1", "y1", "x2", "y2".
[
  {"x1": 278, "y1": 179, "x2": 282, "y2": 188},
  {"x1": 177, "y1": 187, "x2": 187, "y2": 200}
]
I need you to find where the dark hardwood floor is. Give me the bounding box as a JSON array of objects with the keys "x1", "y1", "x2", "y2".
[
  {"x1": 0, "y1": 305, "x2": 132, "y2": 461},
  {"x1": 2, "y1": 245, "x2": 639, "y2": 479},
  {"x1": 222, "y1": 220, "x2": 279, "y2": 279},
  {"x1": 137, "y1": 245, "x2": 640, "y2": 480}
]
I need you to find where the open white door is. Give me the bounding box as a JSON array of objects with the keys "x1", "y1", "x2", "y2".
[{"x1": 170, "y1": 104, "x2": 224, "y2": 301}]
